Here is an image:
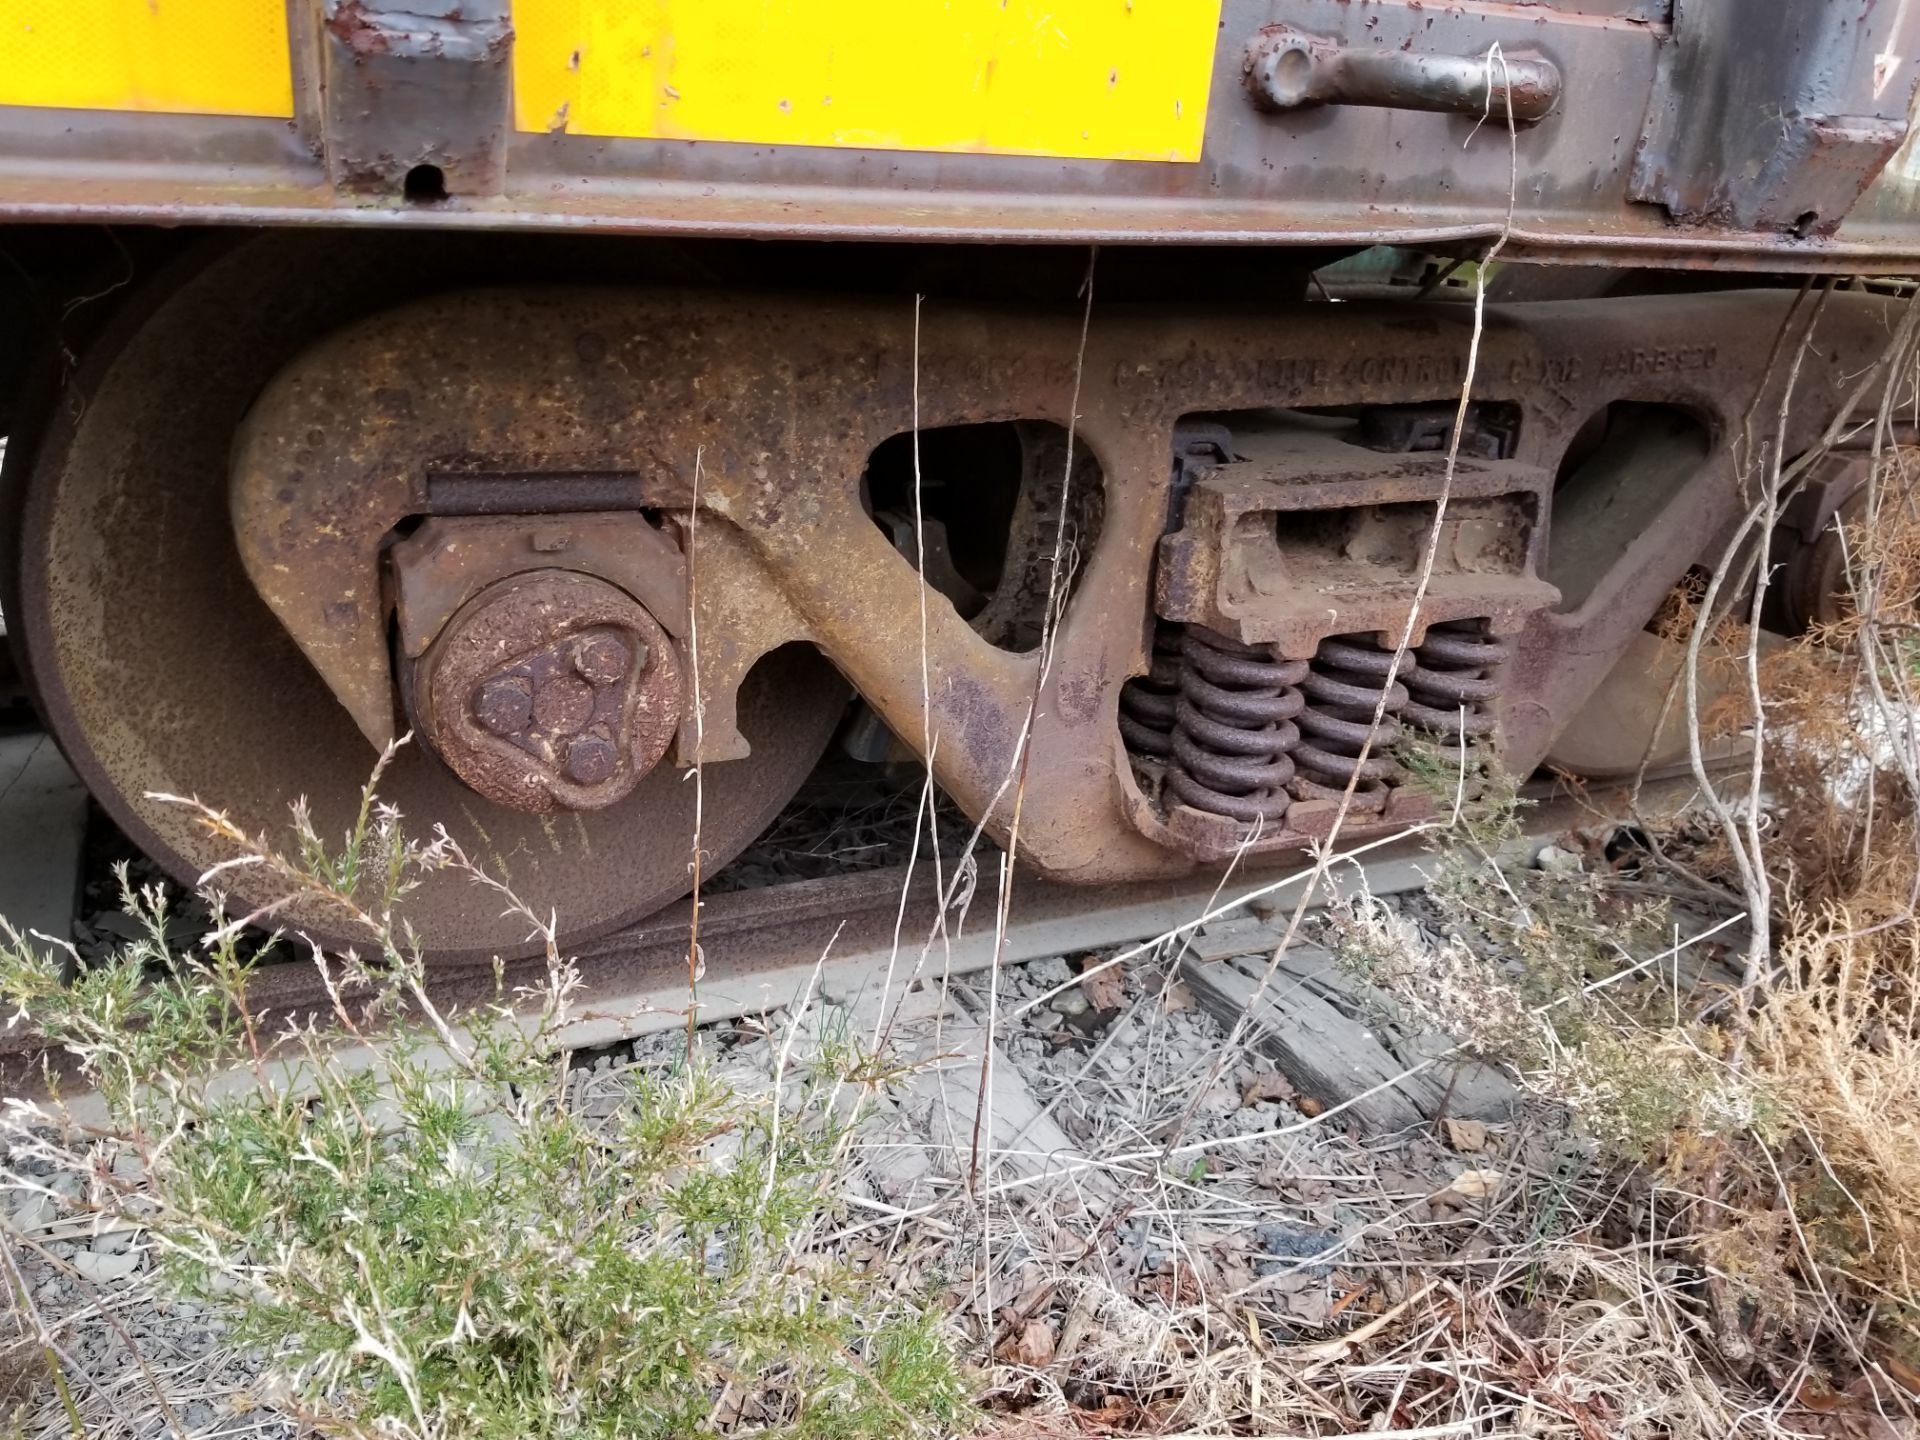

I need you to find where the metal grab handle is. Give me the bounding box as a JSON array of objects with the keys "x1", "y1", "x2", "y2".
[{"x1": 1246, "y1": 28, "x2": 1562, "y2": 125}]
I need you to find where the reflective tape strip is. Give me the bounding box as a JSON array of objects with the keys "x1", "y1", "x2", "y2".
[
  {"x1": 0, "y1": 0, "x2": 293, "y2": 118},
  {"x1": 511, "y1": 0, "x2": 1220, "y2": 162}
]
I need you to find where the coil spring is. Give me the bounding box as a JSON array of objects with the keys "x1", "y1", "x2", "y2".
[
  {"x1": 1403, "y1": 620, "x2": 1508, "y2": 742},
  {"x1": 1163, "y1": 627, "x2": 1307, "y2": 824},
  {"x1": 1118, "y1": 625, "x2": 1185, "y2": 757},
  {"x1": 1293, "y1": 635, "x2": 1410, "y2": 812}
]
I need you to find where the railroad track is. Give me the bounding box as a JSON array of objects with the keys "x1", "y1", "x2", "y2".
[{"x1": 0, "y1": 772, "x2": 1710, "y2": 1106}]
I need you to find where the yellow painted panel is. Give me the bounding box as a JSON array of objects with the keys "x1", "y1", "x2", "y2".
[
  {"x1": 513, "y1": 0, "x2": 1220, "y2": 162},
  {"x1": 0, "y1": 0, "x2": 293, "y2": 118}
]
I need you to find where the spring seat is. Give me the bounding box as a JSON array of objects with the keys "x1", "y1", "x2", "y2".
[
  {"x1": 1292, "y1": 635, "x2": 1410, "y2": 813},
  {"x1": 1163, "y1": 627, "x2": 1306, "y2": 824}
]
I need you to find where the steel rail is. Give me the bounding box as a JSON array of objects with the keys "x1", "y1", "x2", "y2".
[{"x1": 0, "y1": 774, "x2": 1709, "y2": 1108}]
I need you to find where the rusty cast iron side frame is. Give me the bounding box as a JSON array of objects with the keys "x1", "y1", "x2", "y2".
[
  {"x1": 5, "y1": 0, "x2": 1920, "y2": 270},
  {"x1": 231, "y1": 286, "x2": 1904, "y2": 886}
]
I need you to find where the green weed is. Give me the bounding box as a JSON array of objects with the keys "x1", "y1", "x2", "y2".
[{"x1": 0, "y1": 751, "x2": 971, "y2": 1440}]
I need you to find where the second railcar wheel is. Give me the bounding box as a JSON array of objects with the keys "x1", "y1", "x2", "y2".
[{"x1": 4, "y1": 235, "x2": 848, "y2": 962}]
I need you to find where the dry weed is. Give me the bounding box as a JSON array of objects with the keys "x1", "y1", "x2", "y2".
[
  {"x1": 1694, "y1": 438, "x2": 1920, "y2": 1375},
  {"x1": 1277, "y1": 337, "x2": 1920, "y2": 1433},
  {"x1": 1373, "y1": 347, "x2": 1920, "y2": 1426}
]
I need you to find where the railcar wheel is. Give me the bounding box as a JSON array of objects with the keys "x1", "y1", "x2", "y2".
[{"x1": 3, "y1": 235, "x2": 847, "y2": 962}]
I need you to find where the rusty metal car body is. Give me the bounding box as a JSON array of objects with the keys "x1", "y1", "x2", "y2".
[{"x1": 0, "y1": 1, "x2": 1914, "y2": 954}]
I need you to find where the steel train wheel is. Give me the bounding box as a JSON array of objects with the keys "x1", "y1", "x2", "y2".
[{"x1": 4, "y1": 235, "x2": 848, "y2": 963}]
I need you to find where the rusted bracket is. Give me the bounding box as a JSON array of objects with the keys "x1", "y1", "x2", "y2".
[
  {"x1": 1630, "y1": 0, "x2": 1920, "y2": 235},
  {"x1": 390, "y1": 513, "x2": 689, "y2": 663},
  {"x1": 320, "y1": 0, "x2": 513, "y2": 199}
]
